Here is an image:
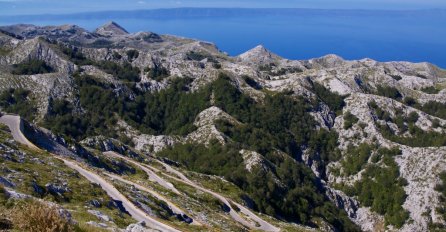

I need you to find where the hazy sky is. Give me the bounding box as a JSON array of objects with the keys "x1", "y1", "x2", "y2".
[{"x1": 1, "y1": 0, "x2": 446, "y2": 15}]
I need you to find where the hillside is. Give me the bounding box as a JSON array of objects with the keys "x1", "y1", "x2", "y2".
[{"x1": 0, "y1": 22, "x2": 446, "y2": 232}]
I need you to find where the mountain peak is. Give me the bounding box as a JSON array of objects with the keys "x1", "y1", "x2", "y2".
[
  {"x1": 94, "y1": 21, "x2": 129, "y2": 36},
  {"x1": 238, "y1": 44, "x2": 281, "y2": 64}
]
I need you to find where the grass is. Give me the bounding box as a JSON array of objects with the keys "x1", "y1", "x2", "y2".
[
  {"x1": 0, "y1": 47, "x2": 11, "y2": 56},
  {"x1": 186, "y1": 171, "x2": 245, "y2": 204},
  {"x1": 0, "y1": 128, "x2": 136, "y2": 229}
]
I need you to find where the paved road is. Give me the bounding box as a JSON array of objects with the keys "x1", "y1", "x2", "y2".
[
  {"x1": 104, "y1": 151, "x2": 181, "y2": 195},
  {"x1": 115, "y1": 153, "x2": 280, "y2": 232},
  {"x1": 0, "y1": 115, "x2": 182, "y2": 232},
  {"x1": 104, "y1": 172, "x2": 202, "y2": 226},
  {"x1": 151, "y1": 161, "x2": 280, "y2": 232},
  {"x1": 0, "y1": 115, "x2": 39, "y2": 149}
]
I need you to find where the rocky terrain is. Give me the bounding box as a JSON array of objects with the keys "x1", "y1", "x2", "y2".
[{"x1": 0, "y1": 22, "x2": 446, "y2": 232}]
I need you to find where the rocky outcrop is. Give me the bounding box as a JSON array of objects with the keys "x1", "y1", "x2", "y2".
[
  {"x1": 94, "y1": 21, "x2": 129, "y2": 37},
  {"x1": 186, "y1": 106, "x2": 241, "y2": 145}
]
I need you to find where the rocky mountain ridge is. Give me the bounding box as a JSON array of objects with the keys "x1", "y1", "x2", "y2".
[{"x1": 0, "y1": 22, "x2": 445, "y2": 232}]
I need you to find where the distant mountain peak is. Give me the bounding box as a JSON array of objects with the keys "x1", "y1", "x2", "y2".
[
  {"x1": 238, "y1": 44, "x2": 282, "y2": 64},
  {"x1": 94, "y1": 21, "x2": 129, "y2": 36}
]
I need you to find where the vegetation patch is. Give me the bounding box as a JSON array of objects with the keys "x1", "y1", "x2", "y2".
[
  {"x1": 420, "y1": 86, "x2": 441, "y2": 94},
  {"x1": 342, "y1": 147, "x2": 409, "y2": 228},
  {"x1": 144, "y1": 64, "x2": 170, "y2": 81},
  {"x1": 11, "y1": 59, "x2": 54, "y2": 75},
  {"x1": 310, "y1": 81, "x2": 346, "y2": 116},
  {"x1": 95, "y1": 61, "x2": 141, "y2": 82},
  {"x1": 376, "y1": 85, "x2": 402, "y2": 100},
  {"x1": 369, "y1": 100, "x2": 446, "y2": 147},
  {"x1": 341, "y1": 143, "x2": 375, "y2": 176},
  {"x1": 431, "y1": 172, "x2": 446, "y2": 230},
  {"x1": 41, "y1": 75, "x2": 211, "y2": 140},
  {"x1": 159, "y1": 142, "x2": 358, "y2": 231},
  {"x1": 242, "y1": 75, "x2": 262, "y2": 90},
  {"x1": 126, "y1": 49, "x2": 139, "y2": 61},
  {"x1": 0, "y1": 88, "x2": 37, "y2": 121},
  {"x1": 59, "y1": 45, "x2": 94, "y2": 66},
  {"x1": 159, "y1": 74, "x2": 357, "y2": 231},
  {"x1": 343, "y1": 111, "x2": 359, "y2": 130}
]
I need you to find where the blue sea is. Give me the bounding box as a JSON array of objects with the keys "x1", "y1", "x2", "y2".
[{"x1": 1, "y1": 8, "x2": 446, "y2": 68}]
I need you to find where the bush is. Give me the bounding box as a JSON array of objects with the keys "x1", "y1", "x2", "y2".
[
  {"x1": 376, "y1": 86, "x2": 402, "y2": 100},
  {"x1": 144, "y1": 64, "x2": 170, "y2": 81},
  {"x1": 95, "y1": 61, "x2": 141, "y2": 82},
  {"x1": 311, "y1": 81, "x2": 346, "y2": 115},
  {"x1": 435, "y1": 172, "x2": 446, "y2": 221},
  {"x1": 421, "y1": 86, "x2": 440, "y2": 94},
  {"x1": 59, "y1": 45, "x2": 94, "y2": 66},
  {"x1": 343, "y1": 111, "x2": 359, "y2": 130},
  {"x1": 11, "y1": 59, "x2": 53, "y2": 75},
  {"x1": 350, "y1": 147, "x2": 409, "y2": 228},
  {"x1": 126, "y1": 49, "x2": 139, "y2": 61},
  {"x1": 242, "y1": 75, "x2": 262, "y2": 90},
  {"x1": 341, "y1": 144, "x2": 374, "y2": 176},
  {"x1": 11, "y1": 200, "x2": 72, "y2": 232},
  {"x1": 419, "y1": 101, "x2": 446, "y2": 120},
  {"x1": 186, "y1": 51, "x2": 215, "y2": 62},
  {"x1": 0, "y1": 88, "x2": 37, "y2": 121}
]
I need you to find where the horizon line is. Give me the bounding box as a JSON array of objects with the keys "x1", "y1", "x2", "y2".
[{"x1": 2, "y1": 7, "x2": 446, "y2": 18}]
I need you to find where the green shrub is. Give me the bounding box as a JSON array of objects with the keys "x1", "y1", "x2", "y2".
[
  {"x1": 112, "y1": 51, "x2": 122, "y2": 60},
  {"x1": 95, "y1": 61, "x2": 141, "y2": 82},
  {"x1": 126, "y1": 49, "x2": 139, "y2": 61},
  {"x1": 349, "y1": 147, "x2": 409, "y2": 228},
  {"x1": 11, "y1": 59, "x2": 53, "y2": 75},
  {"x1": 59, "y1": 45, "x2": 94, "y2": 66},
  {"x1": 435, "y1": 172, "x2": 446, "y2": 221},
  {"x1": 311, "y1": 82, "x2": 346, "y2": 115},
  {"x1": 0, "y1": 88, "x2": 37, "y2": 121},
  {"x1": 144, "y1": 64, "x2": 170, "y2": 81},
  {"x1": 343, "y1": 111, "x2": 359, "y2": 129},
  {"x1": 376, "y1": 86, "x2": 402, "y2": 100},
  {"x1": 421, "y1": 86, "x2": 440, "y2": 94},
  {"x1": 242, "y1": 75, "x2": 262, "y2": 90},
  {"x1": 341, "y1": 144, "x2": 374, "y2": 176},
  {"x1": 186, "y1": 51, "x2": 213, "y2": 61}
]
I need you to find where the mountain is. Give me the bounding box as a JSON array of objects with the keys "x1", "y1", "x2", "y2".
[
  {"x1": 95, "y1": 21, "x2": 129, "y2": 36},
  {"x1": 0, "y1": 22, "x2": 446, "y2": 232}
]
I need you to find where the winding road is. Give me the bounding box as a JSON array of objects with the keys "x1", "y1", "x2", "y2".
[
  {"x1": 108, "y1": 151, "x2": 280, "y2": 232},
  {"x1": 0, "y1": 115, "x2": 181, "y2": 232},
  {"x1": 0, "y1": 114, "x2": 279, "y2": 231},
  {"x1": 104, "y1": 151, "x2": 181, "y2": 195},
  {"x1": 104, "y1": 172, "x2": 202, "y2": 226}
]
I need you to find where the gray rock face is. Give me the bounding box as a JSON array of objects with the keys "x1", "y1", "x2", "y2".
[
  {"x1": 45, "y1": 182, "x2": 70, "y2": 196},
  {"x1": 326, "y1": 187, "x2": 359, "y2": 218},
  {"x1": 0, "y1": 176, "x2": 15, "y2": 188},
  {"x1": 87, "y1": 210, "x2": 112, "y2": 222},
  {"x1": 125, "y1": 222, "x2": 160, "y2": 232},
  {"x1": 95, "y1": 21, "x2": 129, "y2": 37}
]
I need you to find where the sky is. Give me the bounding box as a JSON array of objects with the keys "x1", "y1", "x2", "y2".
[{"x1": 1, "y1": 0, "x2": 446, "y2": 15}]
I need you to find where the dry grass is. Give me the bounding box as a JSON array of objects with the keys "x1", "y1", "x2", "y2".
[{"x1": 11, "y1": 200, "x2": 73, "y2": 232}]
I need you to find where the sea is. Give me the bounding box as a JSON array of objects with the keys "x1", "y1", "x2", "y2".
[{"x1": 1, "y1": 8, "x2": 445, "y2": 68}]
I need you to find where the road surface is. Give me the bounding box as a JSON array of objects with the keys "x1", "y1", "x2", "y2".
[
  {"x1": 104, "y1": 172, "x2": 201, "y2": 226},
  {"x1": 0, "y1": 115, "x2": 182, "y2": 232},
  {"x1": 110, "y1": 151, "x2": 280, "y2": 232},
  {"x1": 104, "y1": 151, "x2": 181, "y2": 195}
]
